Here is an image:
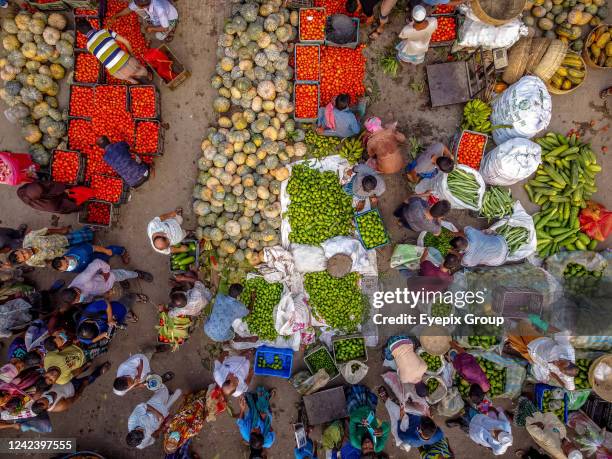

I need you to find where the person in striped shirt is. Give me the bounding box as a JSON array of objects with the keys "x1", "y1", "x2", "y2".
[{"x1": 76, "y1": 19, "x2": 151, "y2": 84}]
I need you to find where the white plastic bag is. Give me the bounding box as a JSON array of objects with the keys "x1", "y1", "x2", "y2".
[
  {"x1": 340, "y1": 360, "x2": 369, "y2": 385},
  {"x1": 489, "y1": 201, "x2": 537, "y2": 261},
  {"x1": 430, "y1": 164, "x2": 486, "y2": 211},
  {"x1": 435, "y1": 387, "x2": 464, "y2": 417},
  {"x1": 290, "y1": 244, "x2": 327, "y2": 273},
  {"x1": 458, "y1": 17, "x2": 527, "y2": 49},
  {"x1": 491, "y1": 76, "x2": 552, "y2": 145},
  {"x1": 390, "y1": 245, "x2": 425, "y2": 270},
  {"x1": 274, "y1": 291, "x2": 311, "y2": 336},
  {"x1": 480, "y1": 138, "x2": 542, "y2": 186}
]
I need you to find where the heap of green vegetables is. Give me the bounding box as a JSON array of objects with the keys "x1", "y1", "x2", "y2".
[
  {"x1": 480, "y1": 187, "x2": 513, "y2": 221},
  {"x1": 304, "y1": 271, "x2": 365, "y2": 331},
  {"x1": 305, "y1": 346, "x2": 339, "y2": 377},
  {"x1": 356, "y1": 211, "x2": 389, "y2": 249},
  {"x1": 495, "y1": 224, "x2": 529, "y2": 255},
  {"x1": 575, "y1": 358, "x2": 592, "y2": 390},
  {"x1": 287, "y1": 164, "x2": 354, "y2": 245},
  {"x1": 447, "y1": 169, "x2": 482, "y2": 208},
  {"x1": 476, "y1": 357, "x2": 506, "y2": 397},
  {"x1": 542, "y1": 390, "x2": 566, "y2": 422},
  {"x1": 334, "y1": 337, "x2": 366, "y2": 363},
  {"x1": 423, "y1": 227, "x2": 454, "y2": 256},
  {"x1": 426, "y1": 378, "x2": 440, "y2": 394},
  {"x1": 563, "y1": 262, "x2": 603, "y2": 296},
  {"x1": 420, "y1": 351, "x2": 442, "y2": 372},
  {"x1": 431, "y1": 302, "x2": 452, "y2": 317},
  {"x1": 305, "y1": 129, "x2": 341, "y2": 159},
  {"x1": 467, "y1": 335, "x2": 499, "y2": 349},
  {"x1": 528, "y1": 132, "x2": 601, "y2": 257},
  {"x1": 240, "y1": 277, "x2": 283, "y2": 342}
]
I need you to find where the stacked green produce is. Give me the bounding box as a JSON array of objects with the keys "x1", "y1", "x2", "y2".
[
  {"x1": 426, "y1": 378, "x2": 440, "y2": 394},
  {"x1": 457, "y1": 377, "x2": 471, "y2": 398},
  {"x1": 575, "y1": 358, "x2": 591, "y2": 389},
  {"x1": 304, "y1": 271, "x2": 365, "y2": 331},
  {"x1": 476, "y1": 357, "x2": 507, "y2": 397},
  {"x1": 542, "y1": 390, "x2": 566, "y2": 421},
  {"x1": 305, "y1": 129, "x2": 341, "y2": 159},
  {"x1": 257, "y1": 354, "x2": 284, "y2": 370},
  {"x1": 467, "y1": 335, "x2": 500, "y2": 349},
  {"x1": 338, "y1": 137, "x2": 364, "y2": 164},
  {"x1": 480, "y1": 186, "x2": 513, "y2": 221},
  {"x1": 431, "y1": 302, "x2": 452, "y2": 317},
  {"x1": 170, "y1": 241, "x2": 197, "y2": 271},
  {"x1": 420, "y1": 351, "x2": 443, "y2": 372},
  {"x1": 447, "y1": 168, "x2": 482, "y2": 208},
  {"x1": 528, "y1": 132, "x2": 601, "y2": 257},
  {"x1": 240, "y1": 277, "x2": 283, "y2": 342},
  {"x1": 495, "y1": 224, "x2": 529, "y2": 255},
  {"x1": 334, "y1": 337, "x2": 366, "y2": 363},
  {"x1": 423, "y1": 227, "x2": 454, "y2": 256},
  {"x1": 563, "y1": 262, "x2": 603, "y2": 295},
  {"x1": 461, "y1": 99, "x2": 492, "y2": 134},
  {"x1": 356, "y1": 211, "x2": 389, "y2": 249},
  {"x1": 305, "y1": 346, "x2": 339, "y2": 377},
  {"x1": 287, "y1": 164, "x2": 354, "y2": 245}
]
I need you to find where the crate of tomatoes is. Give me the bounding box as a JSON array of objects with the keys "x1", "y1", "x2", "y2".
[
  {"x1": 50, "y1": 150, "x2": 86, "y2": 185},
  {"x1": 299, "y1": 7, "x2": 326, "y2": 43},
  {"x1": 294, "y1": 83, "x2": 320, "y2": 123},
  {"x1": 294, "y1": 44, "x2": 321, "y2": 83},
  {"x1": 133, "y1": 119, "x2": 164, "y2": 156},
  {"x1": 78, "y1": 200, "x2": 116, "y2": 228},
  {"x1": 454, "y1": 130, "x2": 488, "y2": 170},
  {"x1": 128, "y1": 85, "x2": 160, "y2": 120},
  {"x1": 74, "y1": 50, "x2": 103, "y2": 84},
  {"x1": 89, "y1": 173, "x2": 130, "y2": 204},
  {"x1": 69, "y1": 84, "x2": 95, "y2": 119},
  {"x1": 431, "y1": 4, "x2": 456, "y2": 15},
  {"x1": 430, "y1": 15, "x2": 457, "y2": 47}
]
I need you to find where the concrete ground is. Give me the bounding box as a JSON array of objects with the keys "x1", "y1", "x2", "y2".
[{"x1": 0, "y1": 1, "x2": 611, "y2": 458}]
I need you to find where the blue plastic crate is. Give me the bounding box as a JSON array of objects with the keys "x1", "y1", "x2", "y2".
[
  {"x1": 535, "y1": 383, "x2": 569, "y2": 424},
  {"x1": 354, "y1": 208, "x2": 390, "y2": 250},
  {"x1": 254, "y1": 346, "x2": 294, "y2": 379}
]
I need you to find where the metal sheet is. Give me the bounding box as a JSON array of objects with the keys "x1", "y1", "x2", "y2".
[
  {"x1": 303, "y1": 386, "x2": 347, "y2": 425},
  {"x1": 426, "y1": 61, "x2": 470, "y2": 107}
]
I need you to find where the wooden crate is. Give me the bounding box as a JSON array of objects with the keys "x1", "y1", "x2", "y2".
[{"x1": 147, "y1": 44, "x2": 190, "y2": 90}]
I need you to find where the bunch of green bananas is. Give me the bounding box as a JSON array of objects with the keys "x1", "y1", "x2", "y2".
[
  {"x1": 462, "y1": 99, "x2": 492, "y2": 134},
  {"x1": 339, "y1": 137, "x2": 364, "y2": 164}
]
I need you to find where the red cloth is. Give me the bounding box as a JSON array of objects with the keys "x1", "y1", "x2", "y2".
[
  {"x1": 579, "y1": 201, "x2": 612, "y2": 242},
  {"x1": 0, "y1": 152, "x2": 38, "y2": 186},
  {"x1": 66, "y1": 186, "x2": 95, "y2": 206},
  {"x1": 452, "y1": 352, "x2": 490, "y2": 393},
  {"x1": 144, "y1": 48, "x2": 176, "y2": 82}
]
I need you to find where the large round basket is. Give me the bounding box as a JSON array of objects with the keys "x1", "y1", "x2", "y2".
[
  {"x1": 503, "y1": 37, "x2": 533, "y2": 84},
  {"x1": 526, "y1": 38, "x2": 553, "y2": 75},
  {"x1": 583, "y1": 24, "x2": 611, "y2": 70},
  {"x1": 533, "y1": 39, "x2": 568, "y2": 82},
  {"x1": 588, "y1": 354, "x2": 612, "y2": 402},
  {"x1": 470, "y1": 0, "x2": 526, "y2": 26},
  {"x1": 546, "y1": 52, "x2": 587, "y2": 95}
]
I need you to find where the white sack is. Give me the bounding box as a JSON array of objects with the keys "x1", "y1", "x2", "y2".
[{"x1": 480, "y1": 138, "x2": 542, "y2": 186}]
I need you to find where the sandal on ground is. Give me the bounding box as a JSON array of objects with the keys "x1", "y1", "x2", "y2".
[
  {"x1": 162, "y1": 371, "x2": 175, "y2": 383},
  {"x1": 126, "y1": 311, "x2": 139, "y2": 323},
  {"x1": 134, "y1": 293, "x2": 149, "y2": 303},
  {"x1": 121, "y1": 250, "x2": 130, "y2": 265}
]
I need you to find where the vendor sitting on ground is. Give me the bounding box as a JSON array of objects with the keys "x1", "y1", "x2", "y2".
[
  {"x1": 448, "y1": 340, "x2": 491, "y2": 398},
  {"x1": 450, "y1": 227, "x2": 508, "y2": 267},
  {"x1": 147, "y1": 208, "x2": 187, "y2": 255},
  {"x1": 316, "y1": 94, "x2": 361, "y2": 138},
  {"x1": 213, "y1": 350, "x2": 254, "y2": 398},
  {"x1": 407, "y1": 142, "x2": 454, "y2": 183},
  {"x1": 344, "y1": 163, "x2": 386, "y2": 210},
  {"x1": 77, "y1": 19, "x2": 151, "y2": 85},
  {"x1": 203, "y1": 284, "x2": 254, "y2": 343},
  {"x1": 168, "y1": 272, "x2": 213, "y2": 318},
  {"x1": 110, "y1": 0, "x2": 179, "y2": 42},
  {"x1": 346, "y1": 385, "x2": 390, "y2": 454},
  {"x1": 364, "y1": 117, "x2": 406, "y2": 174},
  {"x1": 394, "y1": 195, "x2": 450, "y2": 234},
  {"x1": 97, "y1": 136, "x2": 150, "y2": 189}
]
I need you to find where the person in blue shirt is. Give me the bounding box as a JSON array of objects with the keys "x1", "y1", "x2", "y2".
[
  {"x1": 76, "y1": 297, "x2": 138, "y2": 346},
  {"x1": 397, "y1": 412, "x2": 444, "y2": 447},
  {"x1": 51, "y1": 243, "x2": 128, "y2": 273},
  {"x1": 237, "y1": 386, "x2": 276, "y2": 455},
  {"x1": 97, "y1": 136, "x2": 150, "y2": 188},
  {"x1": 294, "y1": 438, "x2": 317, "y2": 459},
  {"x1": 316, "y1": 94, "x2": 362, "y2": 138}
]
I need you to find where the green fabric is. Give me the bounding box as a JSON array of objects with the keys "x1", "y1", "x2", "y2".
[
  {"x1": 321, "y1": 421, "x2": 343, "y2": 450},
  {"x1": 348, "y1": 405, "x2": 390, "y2": 453}
]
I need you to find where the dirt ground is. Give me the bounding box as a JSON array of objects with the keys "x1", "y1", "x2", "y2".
[{"x1": 0, "y1": 1, "x2": 611, "y2": 458}]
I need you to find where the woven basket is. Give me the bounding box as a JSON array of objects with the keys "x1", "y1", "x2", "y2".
[
  {"x1": 588, "y1": 354, "x2": 612, "y2": 403},
  {"x1": 470, "y1": 0, "x2": 526, "y2": 26},
  {"x1": 533, "y1": 39, "x2": 568, "y2": 82},
  {"x1": 583, "y1": 24, "x2": 611, "y2": 70},
  {"x1": 503, "y1": 37, "x2": 533, "y2": 84},
  {"x1": 546, "y1": 51, "x2": 587, "y2": 95},
  {"x1": 526, "y1": 38, "x2": 553, "y2": 74}
]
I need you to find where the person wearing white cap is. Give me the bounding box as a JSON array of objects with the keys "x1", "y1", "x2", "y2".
[
  {"x1": 468, "y1": 406, "x2": 513, "y2": 455},
  {"x1": 396, "y1": 5, "x2": 438, "y2": 64}
]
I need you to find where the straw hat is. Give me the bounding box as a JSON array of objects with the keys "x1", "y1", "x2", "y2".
[{"x1": 419, "y1": 326, "x2": 451, "y2": 356}]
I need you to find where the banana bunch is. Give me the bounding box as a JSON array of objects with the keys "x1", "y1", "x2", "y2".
[
  {"x1": 339, "y1": 137, "x2": 364, "y2": 164},
  {"x1": 462, "y1": 99, "x2": 492, "y2": 134}
]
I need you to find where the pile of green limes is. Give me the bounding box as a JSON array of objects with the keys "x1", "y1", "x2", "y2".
[
  {"x1": 575, "y1": 358, "x2": 591, "y2": 389},
  {"x1": 457, "y1": 377, "x2": 471, "y2": 398},
  {"x1": 426, "y1": 378, "x2": 440, "y2": 394},
  {"x1": 240, "y1": 277, "x2": 283, "y2": 342},
  {"x1": 476, "y1": 357, "x2": 506, "y2": 397},
  {"x1": 356, "y1": 211, "x2": 389, "y2": 249},
  {"x1": 431, "y1": 302, "x2": 452, "y2": 317},
  {"x1": 564, "y1": 262, "x2": 604, "y2": 296},
  {"x1": 542, "y1": 390, "x2": 566, "y2": 421},
  {"x1": 287, "y1": 164, "x2": 354, "y2": 245},
  {"x1": 304, "y1": 271, "x2": 365, "y2": 331},
  {"x1": 334, "y1": 337, "x2": 366, "y2": 363},
  {"x1": 305, "y1": 347, "x2": 339, "y2": 378},
  {"x1": 305, "y1": 129, "x2": 341, "y2": 159},
  {"x1": 257, "y1": 354, "x2": 284, "y2": 371},
  {"x1": 468, "y1": 335, "x2": 499, "y2": 349},
  {"x1": 420, "y1": 351, "x2": 442, "y2": 372}
]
